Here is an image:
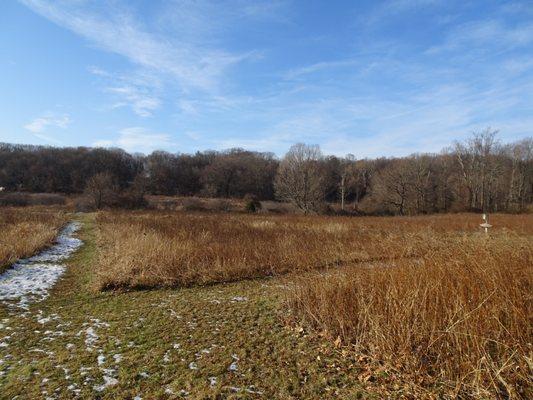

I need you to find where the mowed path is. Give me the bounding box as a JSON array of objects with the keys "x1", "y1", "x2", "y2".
[{"x1": 0, "y1": 216, "x2": 371, "y2": 400}]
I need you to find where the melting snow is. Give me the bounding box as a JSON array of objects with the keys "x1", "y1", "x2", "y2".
[
  {"x1": 228, "y1": 354, "x2": 239, "y2": 371},
  {"x1": 231, "y1": 296, "x2": 248, "y2": 302},
  {"x1": 0, "y1": 222, "x2": 82, "y2": 309},
  {"x1": 93, "y1": 375, "x2": 119, "y2": 392}
]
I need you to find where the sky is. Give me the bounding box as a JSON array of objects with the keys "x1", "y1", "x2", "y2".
[{"x1": 1, "y1": 0, "x2": 532, "y2": 158}]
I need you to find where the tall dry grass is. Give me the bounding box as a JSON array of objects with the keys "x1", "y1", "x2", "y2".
[
  {"x1": 287, "y1": 233, "x2": 532, "y2": 398},
  {"x1": 94, "y1": 211, "x2": 455, "y2": 289},
  {"x1": 94, "y1": 211, "x2": 531, "y2": 290},
  {"x1": 94, "y1": 210, "x2": 532, "y2": 396},
  {"x1": 0, "y1": 207, "x2": 68, "y2": 273}
]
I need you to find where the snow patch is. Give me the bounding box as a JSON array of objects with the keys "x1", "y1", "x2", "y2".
[
  {"x1": 0, "y1": 222, "x2": 82, "y2": 309},
  {"x1": 231, "y1": 296, "x2": 248, "y2": 302}
]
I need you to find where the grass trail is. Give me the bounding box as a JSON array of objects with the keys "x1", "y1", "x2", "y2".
[{"x1": 0, "y1": 215, "x2": 373, "y2": 399}]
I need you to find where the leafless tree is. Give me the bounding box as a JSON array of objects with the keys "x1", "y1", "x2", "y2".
[
  {"x1": 505, "y1": 138, "x2": 533, "y2": 211},
  {"x1": 275, "y1": 143, "x2": 326, "y2": 213},
  {"x1": 0, "y1": 129, "x2": 531, "y2": 214},
  {"x1": 338, "y1": 154, "x2": 356, "y2": 211},
  {"x1": 453, "y1": 128, "x2": 502, "y2": 211},
  {"x1": 369, "y1": 158, "x2": 414, "y2": 215},
  {"x1": 84, "y1": 172, "x2": 119, "y2": 209}
]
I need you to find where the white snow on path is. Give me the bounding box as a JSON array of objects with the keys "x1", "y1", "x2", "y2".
[{"x1": 0, "y1": 222, "x2": 82, "y2": 309}]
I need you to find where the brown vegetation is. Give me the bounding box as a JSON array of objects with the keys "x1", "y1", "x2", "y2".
[
  {"x1": 92, "y1": 210, "x2": 532, "y2": 397},
  {"x1": 286, "y1": 216, "x2": 532, "y2": 399},
  {"x1": 2, "y1": 131, "x2": 531, "y2": 215},
  {"x1": 0, "y1": 207, "x2": 68, "y2": 272},
  {"x1": 93, "y1": 211, "x2": 433, "y2": 289},
  {"x1": 94, "y1": 210, "x2": 530, "y2": 287},
  {"x1": 0, "y1": 192, "x2": 66, "y2": 207}
]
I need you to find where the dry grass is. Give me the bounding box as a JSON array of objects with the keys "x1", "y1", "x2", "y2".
[
  {"x1": 94, "y1": 211, "x2": 530, "y2": 290},
  {"x1": 0, "y1": 206, "x2": 69, "y2": 272},
  {"x1": 93, "y1": 211, "x2": 466, "y2": 290},
  {"x1": 287, "y1": 221, "x2": 532, "y2": 398},
  {"x1": 93, "y1": 210, "x2": 532, "y2": 397}
]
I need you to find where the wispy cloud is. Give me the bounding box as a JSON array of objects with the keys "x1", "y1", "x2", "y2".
[
  {"x1": 16, "y1": 1, "x2": 533, "y2": 157},
  {"x1": 24, "y1": 112, "x2": 71, "y2": 133},
  {"x1": 93, "y1": 127, "x2": 176, "y2": 154},
  {"x1": 427, "y1": 19, "x2": 533, "y2": 54},
  {"x1": 87, "y1": 65, "x2": 110, "y2": 77},
  {"x1": 284, "y1": 60, "x2": 359, "y2": 80},
  {"x1": 20, "y1": 0, "x2": 251, "y2": 93},
  {"x1": 30, "y1": 133, "x2": 64, "y2": 145},
  {"x1": 107, "y1": 85, "x2": 161, "y2": 117}
]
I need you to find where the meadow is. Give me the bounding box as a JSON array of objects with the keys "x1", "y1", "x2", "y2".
[
  {"x1": 92, "y1": 211, "x2": 531, "y2": 289},
  {"x1": 90, "y1": 210, "x2": 532, "y2": 398},
  {"x1": 0, "y1": 208, "x2": 531, "y2": 399},
  {"x1": 0, "y1": 206, "x2": 68, "y2": 273}
]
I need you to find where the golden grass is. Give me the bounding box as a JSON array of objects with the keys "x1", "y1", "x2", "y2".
[
  {"x1": 0, "y1": 207, "x2": 68, "y2": 272},
  {"x1": 93, "y1": 211, "x2": 447, "y2": 289},
  {"x1": 287, "y1": 226, "x2": 532, "y2": 398},
  {"x1": 94, "y1": 211, "x2": 530, "y2": 289}
]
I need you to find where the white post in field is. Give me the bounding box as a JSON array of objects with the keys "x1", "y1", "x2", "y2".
[{"x1": 480, "y1": 213, "x2": 492, "y2": 235}]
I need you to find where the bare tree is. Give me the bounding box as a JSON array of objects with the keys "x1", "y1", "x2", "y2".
[
  {"x1": 84, "y1": 172, "x2": 119, "y2": 209},
  {"x1": 274, "y1": 144, "x2": 325, "y2": 213},
  {"x1": 454, "y1": 129, "x2": 501, "y2": 211},
  {"x1": 338, "y1": 154, "x2": 356, "y2": 211},
  {"x1": 369, "y1": 159, "x2": 414, "y2": 215},
  {"x1": 506, "y1": 138, "x2": 533, "y2": 211}
]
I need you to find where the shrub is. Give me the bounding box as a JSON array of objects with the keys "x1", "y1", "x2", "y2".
[
  {"x1": 210, "y1": 198, "x2": 232, "y2": 212},
  {"x1": 0, "y1": 192, "x2": 29, "y2": 206},
  {"x1": 118, "y1": 190, "x2": 148, "y2": 209},
  {"x1": 84, "y1": 172, "x2": 120, "y2": 209},
  {"x1": 0, "y1": 192, "x2": 66, "y2": 207},
  {"x1": 244, "y1": 194, "x2": 262, "y2": 213},
  {"x1": 181, "y1": 197, "x2": 206, "y2": 212},
  {"x1": 28, "y1": 193, "x2": 66, "y2": 206}
]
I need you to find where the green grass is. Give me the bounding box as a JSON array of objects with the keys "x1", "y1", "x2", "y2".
[{"x1": 0, "y1": 215, "x2": 375, "y2": 399}]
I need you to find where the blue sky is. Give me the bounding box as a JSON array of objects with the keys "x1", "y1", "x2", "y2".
[{"x1": 1, "y1": 0, "x2": 532, "y2": 157}]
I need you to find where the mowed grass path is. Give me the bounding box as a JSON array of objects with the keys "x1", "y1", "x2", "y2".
[{"x1": 0, "y1": 215, "x2": 373, "y2": 400}]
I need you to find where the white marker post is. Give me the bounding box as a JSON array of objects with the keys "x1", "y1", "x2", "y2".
[{"x1": 480, "y1": 213, "x2": 492, "y2": 235}]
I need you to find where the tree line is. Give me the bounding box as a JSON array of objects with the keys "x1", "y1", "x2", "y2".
[{"x1": 0, "y1": 128, "x2": 531, "y2": 214}]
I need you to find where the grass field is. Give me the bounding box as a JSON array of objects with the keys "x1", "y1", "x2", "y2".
[
  {"x1": 92, "y1": 211, "x2": 531, "y2": 290},
  {"x1": 0, "y1": 209, "x2": 531, "y2": 399},
  {"x1": 0, "y1": 207, "x2": 68, "y2": 273}
]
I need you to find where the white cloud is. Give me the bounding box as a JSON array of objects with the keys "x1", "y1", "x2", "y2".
[
  {"x1": 87, "y1": 65, "x2": 110, "y2": 77},
  {"x1": 93, "y1": 127, "x2": 175, "y2": 154},
  {"x1": 24, "y1": 113, "x2": 71, "y2": 133},
  {"x1": 107, "y1": 85, "x2": 161, "y2": 117},
  {"x1": 20, "y1": 0, "x2": 250, "y2": 92}
]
